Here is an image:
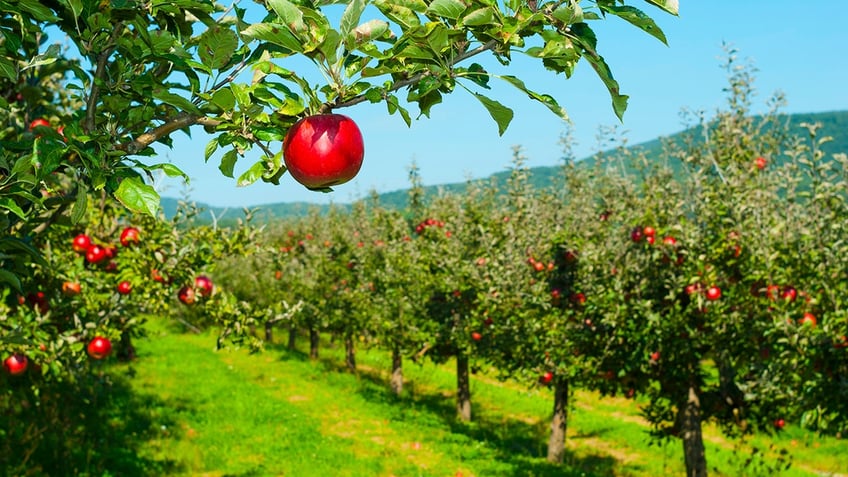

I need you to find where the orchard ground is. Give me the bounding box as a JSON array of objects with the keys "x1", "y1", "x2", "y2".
[{"x1": 98, "y1": 317, "x2": 846, "y2": 477}]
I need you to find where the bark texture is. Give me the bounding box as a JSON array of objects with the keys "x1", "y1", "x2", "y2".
[
  {"x1": 309, "y1": 327, "x2": 319, "y2": 360},
  {"x1": 680, "y1": 384, "x2": 708, "y2": 477},
  {"x1": 390, "y1": 347, "x2": 403, "y2": 396},
  {"x1": 456, "y1": 352, "x2": 472, "y2": 422},
  {"x1": 344, "y1": 334, "x2": 356, "y2": 372},
  {"x1": 546, "y1": 378, "x2": 569, "y2": 463}
]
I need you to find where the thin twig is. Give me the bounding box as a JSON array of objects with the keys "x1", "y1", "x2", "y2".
[{"x1": 85, "y1": 23, "x2": 124, "y2": 133}]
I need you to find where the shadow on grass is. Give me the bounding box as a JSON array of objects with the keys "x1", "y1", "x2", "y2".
[
  {"x1": 280, "y1": 348, "x2": 622, "y2": 477},
  {"x1": 1, "y1": 363, "x2": 188, "y2": 477}
]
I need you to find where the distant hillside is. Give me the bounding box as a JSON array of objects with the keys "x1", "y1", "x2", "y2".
[{"x1": 162, "y1": 110, "x2": 848, "y2": 222}]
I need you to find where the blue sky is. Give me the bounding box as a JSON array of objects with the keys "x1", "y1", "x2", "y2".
[{"x1": 154, "y1": 1, "x2": 848, "y2": 208}]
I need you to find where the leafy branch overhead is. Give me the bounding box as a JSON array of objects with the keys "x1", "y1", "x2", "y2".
[{"x1": 0, "y1": 0, "x2": 678, "y2": 218}]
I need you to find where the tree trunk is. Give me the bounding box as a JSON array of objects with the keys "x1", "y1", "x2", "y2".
[
  {"x1": 309, "y1": 327, "x2": 319, "y2": 360},
  {"x1": 390, "y1": 346, "x2": 403, "y2": 396},
  {"x1": 117, "y1": 329, "x2": 136, "y2": 361},
  {"x1": 547, "y1": 378, "x2": 569, "y2": 463},
  {"x1": 679, "y1": 383, "x2": 708, "y2": 477},
  {"x1": 264, "y1": 321, "x2": 274, "y2": 342},
  {"x1": 287, "y1": 325, "x2": 297, "y2": 351},
  {"x1": 456, "y1": 351, "x2": 472, "y2": 422},
  {"x1": 344, "y1": 333, "x2": 356, "y2": 372}
]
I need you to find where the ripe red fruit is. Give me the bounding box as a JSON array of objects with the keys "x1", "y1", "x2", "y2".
[
  {"x1": 117, "y1": 281, "x2": 132, "y2": 295},
  {"x1": 650, "y1": 351, "x2": 661, "y2": 362},
  {"x1": 151, "y1": 269, "x2": 166, "y2": 283},
  {"x1": 178, "y1": 285, "x2": 196, "y2": 305},
  {"x1": 85, "y1": 244, "x2": 108, "y2": 264},
  {"x1": 755, "y1": 156, "x2": 767, "y2": 170},
  {"x1": 87, "y1": 336, "x2": 112, "y2": 360},
  {"x1": 643, "y1": 226, "x2": 656, "y2": 238},
  {"x1": 662, "y1": 236, "x2": 677, "y2": 246},
  {"x1": 706, "y1": 286, "x2": 722, "y2": 301},
  {"x1": 773, "y1": 418, "x2": 785, "y2": 430},
  {"x1": 533, "y1": 261, "x2": 545, "y2": 272},
  {"x1": 3, "y1": 354, "x2": 28, "y2": 375},
  {"x1": 29, "y1": 118, "x2": 50, "y2": 130},
  {"x1": 119, "y1": 226, "x2": 140, "y2": 247},
  {"x1": 282, "y1": 114, "x2": 364, "y2": 190},
  {"x1": 540, "y1": 371, "x2": 554, "y2": 385},
  {"x1": 630, "y1": 226, "x2": 644, "y2": 243},
  {"x1": 570, "y1": 292, "x2": 586, "y2": 305},
  {"x1": 471, "y1": 332, "x2": 482, "y2": 341},
  {"x1": 72, "y1": 234, "x2": 92, "y2": 253},
  {"x1": 782, "y1": 286, "x2": 797, "y2": 302},
  {"x1": 195, "y1": 275, "x2": 214, "y2": 297},
  {"x1": 275, "y1": 270, "x2": 283, "y2": 280},
  {"x1": 799, "y1": 312, "x2": 817, "y2": 328},
  {"x1": 62, "y1": 281, "x2": 82, "y2": 296}
]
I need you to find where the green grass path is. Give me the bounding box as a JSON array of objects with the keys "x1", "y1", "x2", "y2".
[{"x1": 118, "y1": 320, "x2": 847, "y2": 477}]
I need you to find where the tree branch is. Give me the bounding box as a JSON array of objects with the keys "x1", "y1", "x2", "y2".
[
  {"x1": 84, "y1": 23, "x2": 124, "y2": 133},
  {"x1": 116, "y1": 113, "x2": 221, "y2": 155},
  {"x1": 328, "y1": 40, "x2": 499, "y2": 111}
]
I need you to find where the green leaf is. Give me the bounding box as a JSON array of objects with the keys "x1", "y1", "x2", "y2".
[
  {"x1": 426, "y1": 0, "x2": 466, "y2": 20},
  {"x1": 146, "y1": 163, "x2": 189, "y2": 181},
  {"x1": 16, "y1": 0, "x2": 60, "y2": 21},
  {"x1": 551, "y1": 3, "x2": 583, "y2": 24},
  {"x1": 266, "y1": 0, "x2": 306, "y2": 33},
  {"x1": 340, "y1": 0, "x2": 366, "y2": 37},
  {"x1": 205, "y1": 138, "x2": 219, "y2": 162},
  {"x1": 461, "y1": 7, "x2": 496, "y2": 26},
  {"x1": 601, "y1": 5, "x2": 668, "y2": 45},
  {"x1": 211, "y1": 88, "x2": 236, "y2": 111},
  {"x1": 461, "y1": 63, "x2": 489, "y2": 89},
  {"x1": 0, "y1": 269, "x2": 22, "y2": 294},
  {"x1": 470, "y1": 93, "x2": 513, "y2": 136},
  {"x1": 152, "y1": 87, "x2": 201, "y2": 114},
  {"x1": 230, "y1": 83, "x2": 251, "y2": 109},
  {"x1": 241, "y1": 23, "x2": 303, "y2": 53},
  {"x1": 114, "y1": 177, "x2": 160, "y2": 217},
  {"x1": 21, "y1": 44, "x2": 61, "y2": 72},
  {"x1": 348, "y1": 19, "x2": 392, "y2": 49},
  {"x1": 199, "y1": 26, "x2": 239, "y2": 69},
  {"x1": 70, "y1": 184, "x2": 88, "y2": 225},
  {"x1": 0, "y1": 198, "x2": 26, "y2": 219},
  {"x1": 0, "y1": 237, "x2": 47, "y2": 267},
  {"x1": 581, "y1": 52, "x2": 628, "y2": 120},
  {"x1": 497, "y1": 75, "x2": 568, "y2": 120},
  {"x1": 0, "y1": 58, "x2": 15, "y2": 81},
  {"x1": 373, "y1": 0, "x2": 421, "y2": 31},
  {"x1": 220, "y1": 149, "x2": 238, "y2": 178},
  {"x1": 237, "y1": 160, "x2": 266, "y2": 186},
  {"x1": 643, "y1": 0, "x2": 679, "y2": 16}
]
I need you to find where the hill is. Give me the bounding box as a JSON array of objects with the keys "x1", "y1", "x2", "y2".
[{"x1": 161, "y1": 110, "x2": 848, "y2": 222}]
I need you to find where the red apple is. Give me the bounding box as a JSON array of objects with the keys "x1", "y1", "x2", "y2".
[
  {"x1": 705, "y1": 286, "x2": 722, "y2": 301},
  {"x1": 178, "y1": 285, "x2": 196, "y2": 305},
  {"x1": 643, "y1": 226, "x2": 656, "y2": 238},
  {"x1": 630, "y1": 226, "x2": 644, "y2": 243},
  {"x1": 799, "y1": 312, "x2": 817, "y2": 328},
  {"x1": 471, "y1": 332, "x2": 482, "y2": 341},
  {"x1": 755, "y1": 156, "x2": 767, "y2": 170},
  {"x1": 117, "y1": 281, "x2": 132, "y2": 295},
  {"x1": 650, "y1": 351, "x2": 661, "y2": 362},
  {"x1": 151, "y1": 269, "x2": 166, "y2": 283},
  {"x1": 282, "y1": 114, "x2": 364, "y2": 189},
  {"x1": 62, "y1": 281, "x2": 82, "y2": 296},
  {"x1": 662, "y1": 236, "x2": 677, "y2": 246},
  {"x1": 119, "y1": 226, "x2": 140, "y2": 247},
  {"x1": 782, "y1": 286, "x2": 797, "y2": 302},
  {"x1": 773, "y1": 418, "x2": 785, "y2": 430},
  {"x1": 195, "y1": 275, "x2": 213, "y2": 297},
  {"x1": 29, "y1": 118, "x2": 50, "y2": 130},
  {"x1": 3, "y1": 354, "x2": 28, "y2": 375},
  {"x1": 72, "y1": 234, "x2": 92, "y2": 253},
  {"x1": 85, "y1": 244, "x2": 108, "y2": 264},
  {"x1": 540, "y1": 371, "x2": 554, "y2": 385},
  {"x1": 87, "y1": 336, "x2": 112, "y2": 359}
]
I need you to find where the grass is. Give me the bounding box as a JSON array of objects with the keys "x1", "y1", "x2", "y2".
[{"x1": 99, "y1": 318, "x2": 847, "y2": 477}]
